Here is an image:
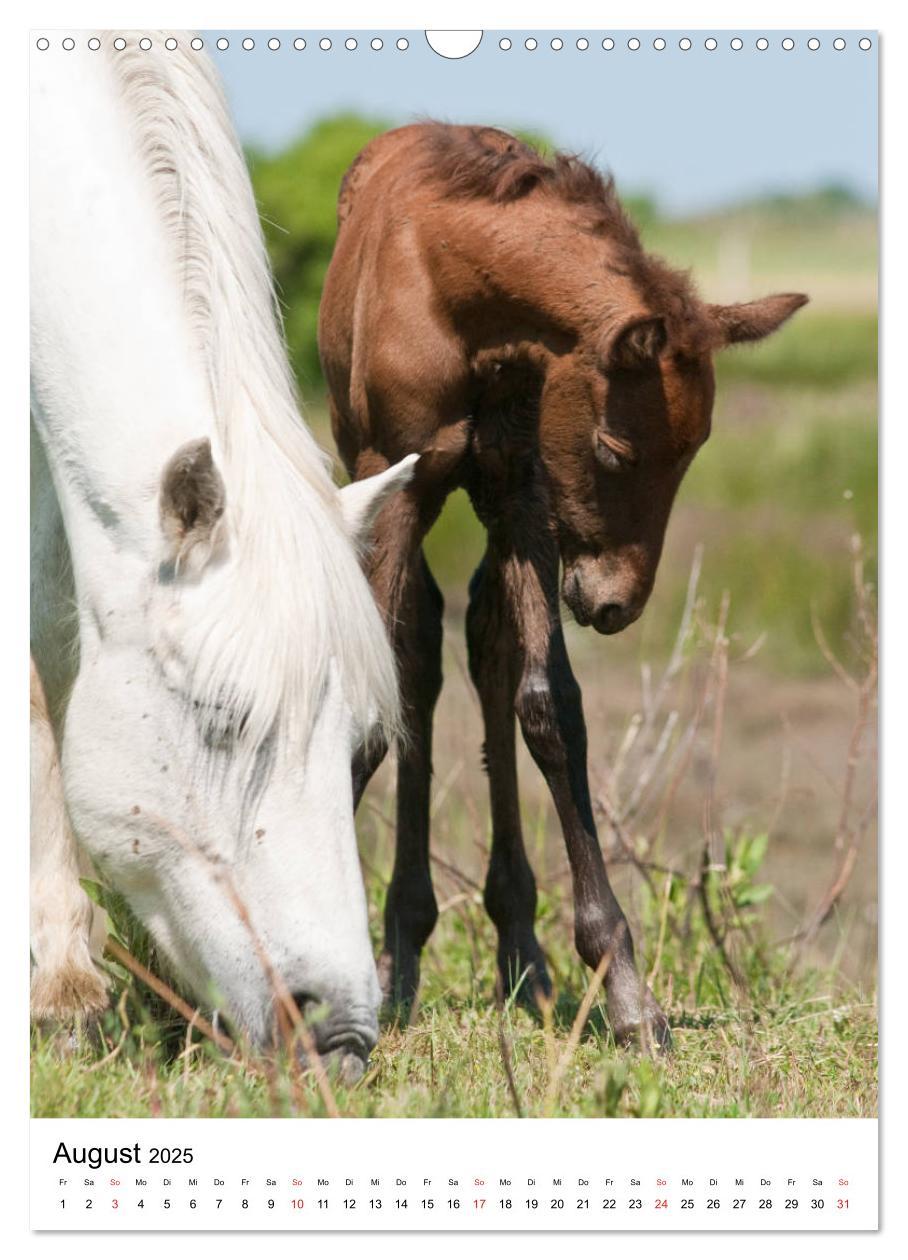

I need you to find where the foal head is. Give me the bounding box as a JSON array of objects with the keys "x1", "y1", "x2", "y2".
[
  {"x1": 421, "y1": 125, "x2": 808, "y2": 635},
  {"x1": 543, "y1": 291, "x2": 807, "y2": 633}
]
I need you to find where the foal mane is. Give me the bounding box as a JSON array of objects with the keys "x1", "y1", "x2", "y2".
[
  {"x1": 106, "y1": 36, "x2": 400, "y2": 760},
  {"x1": 424, "y1": 124, "x2": 639, "y2": 236},
  {"x1": 422, "y1": 124, "x2": 712, "y2": 353}
]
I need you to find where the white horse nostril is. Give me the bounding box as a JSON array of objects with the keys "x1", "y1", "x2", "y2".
[
  {"x1": 334, "y1": 1050, "x2": 367, "y2": 1085},
  {"x1": 289, "y1": 990, "x2": 321, "y2": 1017}
]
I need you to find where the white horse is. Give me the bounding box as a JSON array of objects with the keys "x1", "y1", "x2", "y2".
[{"x1": 30, "y1": 34, "x2": 416, "y2": 1077}]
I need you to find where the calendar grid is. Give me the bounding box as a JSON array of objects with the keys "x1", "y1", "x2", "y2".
[{"x1": 31, "y1": 1118, "x2": 878, "y2": 1231}]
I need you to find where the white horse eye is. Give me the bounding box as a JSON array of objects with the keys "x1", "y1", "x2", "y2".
[{"x1": 193, "y1": 697, "x2": 249, "y2": 747}]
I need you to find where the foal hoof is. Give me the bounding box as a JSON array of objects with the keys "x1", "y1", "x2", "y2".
[
  {"x1": 498, "y1": 944, "x2": 553, "y2": 1009},
  {"x1": 377, "y1": 948, "x2": 421, "y2": 1020},
  {"x1": 611, "y1": 990, "x2": 672, "y2": 1053}
]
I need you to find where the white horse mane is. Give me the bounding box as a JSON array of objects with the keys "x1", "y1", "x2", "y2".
[{"x1": 106, "y1": 35, "x2": 400, "y2": 757}]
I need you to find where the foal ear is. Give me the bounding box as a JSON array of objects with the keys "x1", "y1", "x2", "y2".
[
  {"x1": 602, "y1": 315, "x2": 667, "y2": 371},
  {"x1": 159, "y1": 437, "x2": 227, "y2": 574},
  {"x1": 708, "y1": 293, "x2": 809, "y2": 346},
  {"x1": 339, "y1": 453, "x2": 419, "y2": 546}
]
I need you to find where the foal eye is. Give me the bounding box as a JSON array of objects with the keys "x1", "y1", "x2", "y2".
[{"x1": 595, "y1": 430, "x2": 636, "y2": 472}]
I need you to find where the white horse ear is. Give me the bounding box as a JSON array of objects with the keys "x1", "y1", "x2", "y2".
[
  {"x1": 339, "y1": 453, "x2": 419, "y2": 546},
  {"x1": 159, "y1": 437, "x2": 227, "y2": 574}
]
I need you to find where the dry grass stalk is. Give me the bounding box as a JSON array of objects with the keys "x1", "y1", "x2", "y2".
[
  {"x1": 793, "y1": 537, "x2": 877, "y2": 960},
  {"x1": 646, "y1": 873, "x2": 674, "y2": 990},
  {"x1": 493, "y1": 975, "x2": 524, "y2": 1117}
]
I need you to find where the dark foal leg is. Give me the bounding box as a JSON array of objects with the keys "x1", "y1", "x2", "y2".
[
  {"x1": 467, "y1": 553, "x2": 552, "y2": 1002},
  {"x1": 505, "y1": 535, "x2": 670, "y2": 1048},
  {"x1": 518, "y1": 628, "x2": 670, "y2": 1048},
  {"x1": 376, "y1": 552, "x2": 444, "y2": 1009}
]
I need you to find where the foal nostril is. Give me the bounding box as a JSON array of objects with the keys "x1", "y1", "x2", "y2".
[{"x1": 592, "y1": 603, "x2": 627, "y2": 635}]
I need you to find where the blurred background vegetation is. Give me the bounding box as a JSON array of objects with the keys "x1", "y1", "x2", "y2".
[{"x1": 248, "y1": 114, "x2": 877, "y2": 678}]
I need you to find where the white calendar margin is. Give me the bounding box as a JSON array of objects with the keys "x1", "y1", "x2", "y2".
[{"x1": 3, "y1": 0, "x2": 898, "y2": 1253}]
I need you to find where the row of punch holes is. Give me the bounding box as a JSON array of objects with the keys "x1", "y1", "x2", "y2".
[{"x1": 35, "y1": 34, "x2": 874, "y2": 53}]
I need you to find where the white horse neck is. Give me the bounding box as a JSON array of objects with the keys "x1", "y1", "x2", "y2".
[
  {"x1": 30, "y1": 36, "x2": 399, "y2": 752},
  {"x1": 31, "y1": 45, "x2": 217, "y2": 566}
]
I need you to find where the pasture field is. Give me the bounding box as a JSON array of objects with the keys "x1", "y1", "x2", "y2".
[
  {"x1": 31, "y1": 153, "x2": 877, "y2": 1120},
  {"x1": 31, "y1": 776, "x2": 876, "y2": 1123},
  {"x1": 31, "y1": 897, "x2": 876, "y2": 1119}
]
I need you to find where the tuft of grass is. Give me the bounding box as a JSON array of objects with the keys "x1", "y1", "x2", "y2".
[{"x1": 635, "y1": 528, "x2": 873, "y2": 677}]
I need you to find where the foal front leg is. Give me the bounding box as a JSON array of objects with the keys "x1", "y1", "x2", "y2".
[
  {"x1": 376, "y1": 553, "x2": 444, "y2": 1010},
  {"x1": 511, "y1": 549, "x2": 671, "y2": 1049},
  {"x1": 466, "y1": 553, "x2": 551, "y2": 1002}
]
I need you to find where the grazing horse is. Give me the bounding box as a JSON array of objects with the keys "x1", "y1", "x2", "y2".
[
  {"x1": 30, "y1": 36, "x2": 415, "y2": 1076},
  {"x1": 319, "y1": 123, "x2": 807, "y2": 1047}
]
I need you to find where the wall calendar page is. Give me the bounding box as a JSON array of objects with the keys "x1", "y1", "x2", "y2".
[{"x1": 26, "y1": 7, "x2": 880, "y2": 1241}]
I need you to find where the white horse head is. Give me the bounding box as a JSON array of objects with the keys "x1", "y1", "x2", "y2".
[{"x1": 30, "y1": 35, "x2": 414, "y2": 1075}]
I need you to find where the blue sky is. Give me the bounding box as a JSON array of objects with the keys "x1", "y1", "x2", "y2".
[{"x1": 209, "y1": 29, "x2": 878, "y2": 215}]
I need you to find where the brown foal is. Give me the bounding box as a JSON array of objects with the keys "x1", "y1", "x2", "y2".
[{"x1": 319, "y1": 123, "x2": 807, "y2": 1047}]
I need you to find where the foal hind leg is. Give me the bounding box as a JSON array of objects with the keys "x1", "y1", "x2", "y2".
[
  {"x1": 30, "y1": 660, "x2": 107, "y2": 1030},
  {"x1": 467, "y1": 553, "x2": 551, "y2": 1003},
  {"x1": 377, "y1": 553, "x2": 444, "y2": 1010}
]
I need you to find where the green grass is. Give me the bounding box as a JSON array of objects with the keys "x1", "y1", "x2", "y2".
[
  {"x1": 651, "y1": 534, "x2": 868, "y2": 676},
  {"x1": 30, "y1": 981, "x2": 876, "y2": 1120},
  {"x1": 32, "y1": 832, "x2": 877, "y2": 1119},
  {"x1": 650, "y1": 391, "x2": 878, "y2": 674}
]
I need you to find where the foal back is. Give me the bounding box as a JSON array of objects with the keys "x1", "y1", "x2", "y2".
[{"x1": 321, "y1": 123, "x2": 518, "y2": 490}]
